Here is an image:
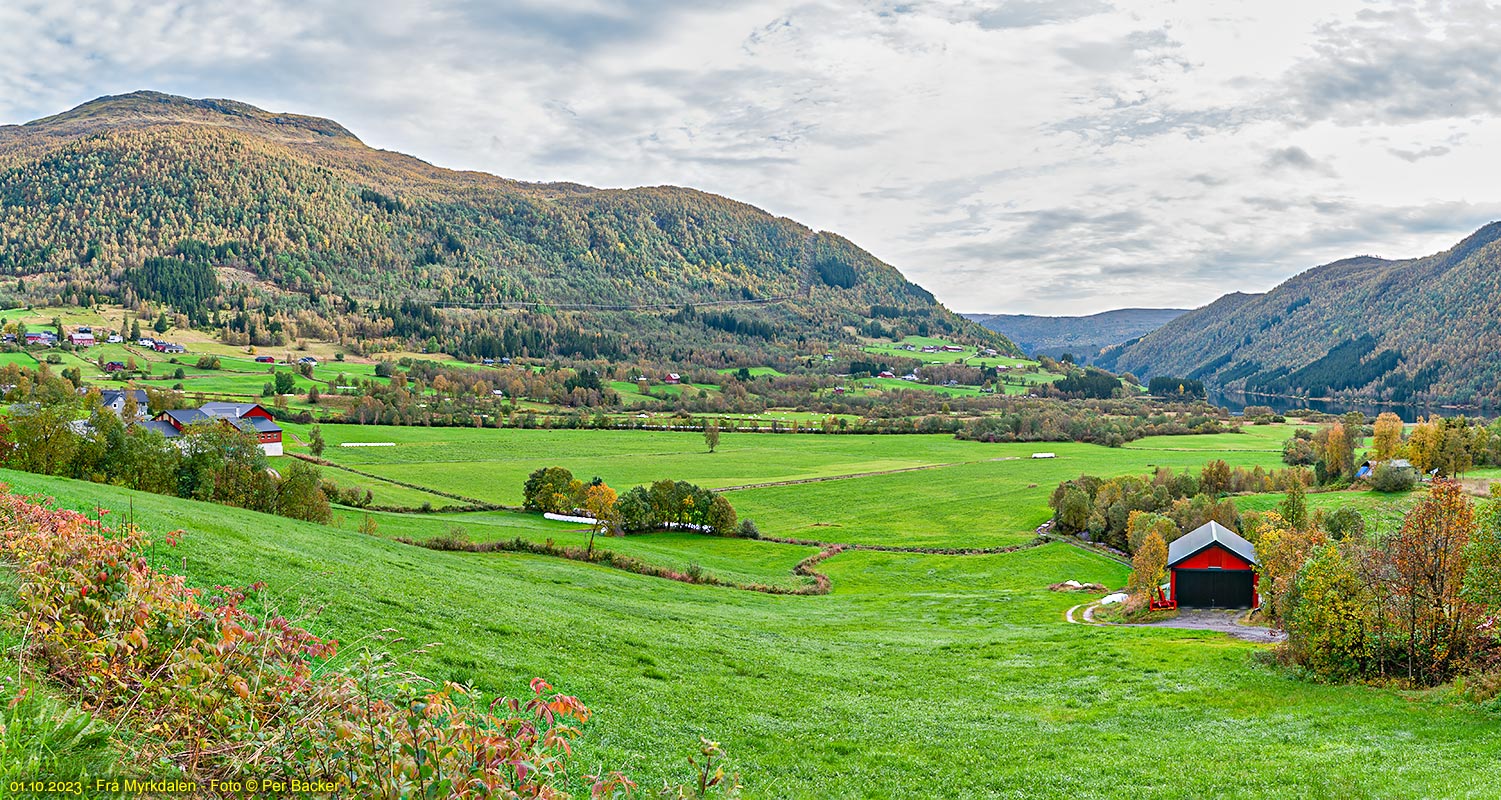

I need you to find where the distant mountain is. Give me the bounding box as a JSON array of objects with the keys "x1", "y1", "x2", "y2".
[
  {"x1": 0, "y1": 91, "x2": 1016, "y2": 361},
  {"x1": 1095, "y1": 224, "x2": 1501, "y2": 405},
  {"x1": 963, "y1": 308, "x2": 1187, "y2": 362}
]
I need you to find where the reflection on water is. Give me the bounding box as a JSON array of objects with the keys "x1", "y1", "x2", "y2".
[{"x1": 1208, "y1": 389, "x2": 1490, "y2": 424}]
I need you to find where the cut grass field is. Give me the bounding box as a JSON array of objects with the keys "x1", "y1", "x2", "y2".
[
  {"x1": 4, "y1": 468, "x2": 1500, "y2": 799},
  {"x1": 298, "y1": 427, "x2": 1288, "y2": 547}
]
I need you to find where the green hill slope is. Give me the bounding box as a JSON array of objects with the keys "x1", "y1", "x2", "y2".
[
  {"x1": 1097, "y1": 224, "x2": 1501, "y2": 405},
  {"x1": 0, "y1": 91, "x2": 1015, "y2": 360},
  {"x1": 7, "y1": 468, "x2": 1501, "y2": 797}
]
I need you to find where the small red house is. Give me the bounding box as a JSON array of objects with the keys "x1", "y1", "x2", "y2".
[
  {"x1": 665, "y1": 373, "x2": 681, "y2": 385},
  {"x1": 1166, "y1": 521, "x2": 1259, "y2": 609}
]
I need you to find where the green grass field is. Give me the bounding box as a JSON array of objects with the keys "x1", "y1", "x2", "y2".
[
  {"x1": 297, "y1": 427, "x2": 1288, "y2": 547},
  {"x1": 5, "y1": 468, "x2": 1500, "y2": 799}
]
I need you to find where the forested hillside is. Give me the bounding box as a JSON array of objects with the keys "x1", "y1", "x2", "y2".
[
  {"x1": 964, "y1": 308, "x2": 1187, "y2": 361},
  {"x1": 0, "y1": 91, "x2": 1014, "y2": 360},
  {"x1": 1097, "y1": 224, "x2": 1501, "y2": 405}
]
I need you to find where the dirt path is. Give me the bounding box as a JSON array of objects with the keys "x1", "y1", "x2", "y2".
[{"x1": 1068, "y1": 603, "x2": 1286, "y2": 643}]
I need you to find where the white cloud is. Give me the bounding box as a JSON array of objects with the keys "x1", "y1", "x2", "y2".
[{"x1": 0, "y1": 0, "x2": 1497, "y2": 314}]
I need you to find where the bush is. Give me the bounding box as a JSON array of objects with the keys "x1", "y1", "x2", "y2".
[
  {"x1": 737, "y1": 519, "x2": 761, "y2": 539},
  {"x1": 1325, "y1": 506, "x2": 1367, "y2": 541},
  {"x1": 1371, "y1": 464, "x2": 1416, "y2": 492},
  {"x1": 0, "y1": 492, "x2": 624, "y2": 794},
  {"x1": 195, "y1": 354, "x2": 220, "y2": 370}
]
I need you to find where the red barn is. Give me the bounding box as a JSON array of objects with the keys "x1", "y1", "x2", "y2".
[{"x1": 1166, "y1": 521, "x2": 1259, "y2": 609}]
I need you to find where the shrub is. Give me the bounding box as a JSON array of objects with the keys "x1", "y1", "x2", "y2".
[
  {"x1": 1285, "y1": 543, "x2": 1376, "y2": 681},
  {"x1": 737, "y1": 519, "x2": 761, "y2": 539},
  {"x1": 1371, "y1": 464, "x2": 1416, "y2": 492},
  {"x1": 1325, "y1": 506, "x2": 1366, "y2": 541},
  {"x1": 0, "y1": 489, "x2": 625, "y2": 796},
  {"x1": 195, "y1": 354, "x2": 220, "y2": 370}
]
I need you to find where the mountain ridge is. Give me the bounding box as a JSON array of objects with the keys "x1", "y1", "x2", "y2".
[
  {"x1": 1097, "y1": 225, "x2": 1501, "y2": 405},
  {"x1": 0, "y1": 91, "x2": 1016, "y2": 361},
  {"x1": 963, "y1": 307, "x2": 1188, "y2": 362}
]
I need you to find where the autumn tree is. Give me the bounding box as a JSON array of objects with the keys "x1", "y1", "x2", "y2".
[
  {"x1": 1057, "y1": 487, "x2": 1091, "y2": 533},
  {"x1": 583, "y1": 483, "x2": 621, "y2": 555},
  {"x1": 1279, "y1": 471, "x2": 1309, "y2": 532},
  {"x1": 523, "y1": 466, "x2": 579, "y2": 514},
  {"x1": 1255, "y1": 514, "x2": 1326, "y2": 624},
  {"x1": 274, "y1": 459, "x2": 332, "y2": 523},
  {"x1": 1322, "y1": 421, "x2": 1354, "y2": 482},
  {"x1": 1128, "y1": 530, "x2": 1168, "y2": 604},
  {"x1": 1286, "y1": 543, "x2": 1376, "y2": 681},
  {"x1": 309, "y1": 424, "x2": 326, "y2": 457},
  {"x1": 704, "y1": 422, "x2": 721, "y2": 453},
  {"x1": 1463, "y1": 491, "x2": 1501, "y2": 618},
  {"x1": 704, "y1": 494, "x2": 737, "y2": 536},
  {"x1": 7, "y1": 400, "x2": 80, "y2": 475},
  {"x1": 1388, "y1": 479, "x2": 1477, "y2": 684},
  {"x1": 1199, "y1": 459, "x2": 1231, "y2": 496},
  {"x1": 1372, "y1": 412, "x2": 1403, "y2": 460},
  {"x1": 1405, "y1": 417, "x2": 1440, "y2": 474},
  {"x1": 1126, "y1": 510, "x2": 1177, "y2": 554}
]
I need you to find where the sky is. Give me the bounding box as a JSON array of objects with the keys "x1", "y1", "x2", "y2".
[{"x1": 1, "y1": 0, "x2": 1498, "y2": 315}]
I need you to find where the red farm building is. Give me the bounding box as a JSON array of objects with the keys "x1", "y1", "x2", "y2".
[
  {"x1": 150, "y1": 401, "x2": 283, "y2": 456},
  {"x1": 1165, "y1": 521, "x2": 1259, "y2": 609}
]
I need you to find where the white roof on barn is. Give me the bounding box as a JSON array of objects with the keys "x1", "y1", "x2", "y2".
[{"x1": 1167, "y1": 521, "x2": 1258, "y2": 567}]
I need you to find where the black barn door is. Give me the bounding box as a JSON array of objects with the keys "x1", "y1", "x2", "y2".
[{"x1": 1175, "y1": 569, "x2": 1253, "y2": 608}]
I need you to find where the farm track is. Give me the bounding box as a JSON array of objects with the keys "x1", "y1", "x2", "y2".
[
  {"x1": 1047, "y1": 535, "x2": 1133, "y2": 565},
  {"x1": 713, "y1": 456, "x2": 1022, "y2": 492},
  {"x1": 291, "y1": 454, "x2": 506, "y2": 510},
  {"x1": 761, "y1": 534, "x2": 1046, "y2": 556}
]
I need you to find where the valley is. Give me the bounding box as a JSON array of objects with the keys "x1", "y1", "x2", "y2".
[
  {"x1": 1, "y1": 85, "x2": 1499, "y2": 800},
  {"x1": 4, "y1": 418, "x2": 1499, "y2": 798}
]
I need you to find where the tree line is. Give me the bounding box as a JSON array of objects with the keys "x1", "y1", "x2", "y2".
[
  {"x1": 0, "y1": 365, "x2": 332, "y2": 523},
  {"x1": 1254, "y1": 481, "x2": 1500, "y2": 688},
  {"x1": 521, "y1": 467, "x2": 754, "y2": 540}
]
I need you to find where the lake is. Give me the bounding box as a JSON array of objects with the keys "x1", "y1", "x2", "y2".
[{"x1": 1208, "y1": 389, "x2": 1493, "y2": 424}]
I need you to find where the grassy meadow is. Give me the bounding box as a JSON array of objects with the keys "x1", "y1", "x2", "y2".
[
  {"x1": 4, "y1": 465, "x2": 1500, "y2": 798},
  {"x1": 294, "y1": 425, "x2": 1290, "y2": 547}
]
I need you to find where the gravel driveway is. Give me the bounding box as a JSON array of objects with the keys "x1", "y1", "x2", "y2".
[
  {"x1": 1079, "y1": 606, "x2": 1286, "y2": 643},
  {"x1": 1129, "y1": 609, "x2": 1286, "y2": 642}
]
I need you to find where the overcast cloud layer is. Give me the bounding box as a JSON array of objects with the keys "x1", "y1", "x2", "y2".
[{"x1": 2, "y1": 0, "x2": 1497, "y2": 314}]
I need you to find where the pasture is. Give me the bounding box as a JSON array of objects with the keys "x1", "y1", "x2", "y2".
[
  {"x1": 298, "y1": 426, "x2": 1289, "y2": 547},
  {"x1": 4, "y1": 466, "x2": 1500, "y2": 799}
]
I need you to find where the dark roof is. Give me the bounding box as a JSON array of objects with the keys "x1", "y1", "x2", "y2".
[
  {"x1": 1167, "y1": 521, "x2": 1258, "y2": 567},
  {"x1": 100, "y1": 389, "x2": 148, "y2": 405},
  {"x1": 243, "y1": 416, "x2": 282, "y2": 433},
  {"x1": 162, "y1": 408, "x2": 209, "y2": 426},
  {"x1": 138, "y1": 420, "x2": 181, "y2": 438}
]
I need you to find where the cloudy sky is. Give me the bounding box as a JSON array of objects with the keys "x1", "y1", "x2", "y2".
[{"x1": 2, "y1": 0, "x2": 1497, "y2": 314}]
